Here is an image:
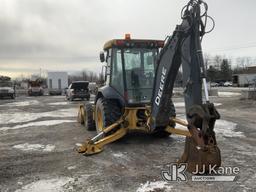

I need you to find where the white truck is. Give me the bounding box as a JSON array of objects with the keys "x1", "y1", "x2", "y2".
[
  {"x1": 47, "y1": 72, "x2": 68, "y2": 95},
  {"x1": 0, "y1": 76, "x2": 15, "y2": 99}
]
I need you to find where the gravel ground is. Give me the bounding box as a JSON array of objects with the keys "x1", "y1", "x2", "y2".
[{"x1": 0, "y1": 90, "x2": 255, "y2": 192}]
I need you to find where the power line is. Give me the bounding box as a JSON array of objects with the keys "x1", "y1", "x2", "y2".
[{"x1": 205, "y1": 43, "x2": 256, "y2": 52}]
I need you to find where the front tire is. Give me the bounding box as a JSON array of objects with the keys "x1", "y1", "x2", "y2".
[
  {"x1": 95, "y1": 98, "x2": 122, "y2": 134},
  {"x1": 152, "y1": 101, "x2": 176, "y2": 138},
  {"x1": 152, "y1": 129, "x2": 171, "y2": 138}
]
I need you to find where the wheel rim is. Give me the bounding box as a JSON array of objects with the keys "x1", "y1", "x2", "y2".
[
  {"x1": 97, "y1": 108, "x2": 104, "y2": 131},
  {"x1": 78, "y1": 107, "x2": 84, "y2": 124},
  {"x1": 77, "y1": 108, "x2": 81, "y2": 123}
]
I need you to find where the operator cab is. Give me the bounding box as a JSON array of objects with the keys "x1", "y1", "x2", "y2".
[{"x1": 100, "y1": 34, "x2": 164, "y2": 105}]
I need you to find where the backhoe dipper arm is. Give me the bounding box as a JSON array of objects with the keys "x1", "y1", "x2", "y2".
[
  {"x1": 151, "y1": 0, "x2": 221, "y2": 173},
  {"x1": 151, "y1": 0, "x2": 210, "y2": 129}
]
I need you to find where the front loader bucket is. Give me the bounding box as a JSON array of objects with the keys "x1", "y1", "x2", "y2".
[{"x1": 178, "y1": 137, "x2": 221, "y2": 173}]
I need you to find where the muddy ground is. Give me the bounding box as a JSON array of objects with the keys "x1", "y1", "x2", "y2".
[{"x1": 0, "y1": 88, "x2": 255, "y2": 192}]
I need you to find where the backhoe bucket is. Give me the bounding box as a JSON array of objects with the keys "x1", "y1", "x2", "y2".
[
  {"x1": 178, "y1": 136, "x2": 221, "y2": 173},
  {"x1": 178, "y1": 104, "x2": 221, "y2": 173}
]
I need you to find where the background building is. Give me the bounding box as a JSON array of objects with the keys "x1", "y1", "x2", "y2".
[
  {"x1": 233, "y1": 66, "x2": 256, "y2": 87},
  {"x1": 47, "y1": 72, "x2": 68, "y2": 95}
]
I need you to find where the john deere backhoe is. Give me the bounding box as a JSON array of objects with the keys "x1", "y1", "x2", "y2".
[{"x1": 77, "y1": 0, "x2": 221, "y2": 173}]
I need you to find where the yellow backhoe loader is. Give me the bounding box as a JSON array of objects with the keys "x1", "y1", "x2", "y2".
[{"x1": 77, "y1": 0, "x2": 221, "y2": 173}]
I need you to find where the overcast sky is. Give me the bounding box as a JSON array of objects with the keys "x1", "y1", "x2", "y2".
[{"x1": 1, "y1": 0, "x2": 256, "y2": 78}]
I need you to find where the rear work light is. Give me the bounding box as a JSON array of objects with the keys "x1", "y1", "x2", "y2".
[
  {"x1": 125, "y1": 33, "x2": 131, "y2": 40},
  {"x1": 157, "y1": 41, "x2": 165, "y2": 47}
]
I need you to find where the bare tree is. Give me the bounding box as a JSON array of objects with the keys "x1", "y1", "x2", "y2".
[
  {"x1": 203, "y1": 53, "x2": 211, "y2": 70},
  {"x1": 213, "y1": 55, "x2": 222, "y2": 70},
  {"x1": 81, "y1": 71, "x2": 89, "y2": 81},
  {"x1": 89, "y1": 71, "x2": 94, "y2": 82},
  {"x1": 236, "y1": 57, "x2": 248, "y2": 69}
]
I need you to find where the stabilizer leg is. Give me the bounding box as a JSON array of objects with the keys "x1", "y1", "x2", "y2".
[{"x1": 77, "y1": 119, "x2": 127, "y2": 155}]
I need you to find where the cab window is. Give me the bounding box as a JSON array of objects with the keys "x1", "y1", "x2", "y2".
[{"x1": 110, "y1": 48, "x2": 124, "y2": 94}]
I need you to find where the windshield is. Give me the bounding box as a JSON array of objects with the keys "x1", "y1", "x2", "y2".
[
  {"x1": 0, "y1": 81, "x2": 13, "y2": 87},
  {"x1": 71, "y1": 82, "x2": 89, "y2": 89},
  {"x1": 123, "y1": 48, "x2": 157, "y2": 103}
]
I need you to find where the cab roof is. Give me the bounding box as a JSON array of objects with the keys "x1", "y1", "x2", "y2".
[{"x1": 103, "y1": 39, "x2": 165, "y2": 51}]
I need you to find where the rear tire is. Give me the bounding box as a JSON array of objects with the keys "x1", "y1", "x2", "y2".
[
  {"x1": 84, "y1": 103, "x2": 96, "y2": 131},
  {"x1": 78, "y1": 104, "x2": 96, "y2": 131},
  {"x1": 95, "y1": 98, "x2": 122, "y2": 134}
]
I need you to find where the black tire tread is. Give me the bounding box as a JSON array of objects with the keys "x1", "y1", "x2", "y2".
[
  {"x1": 84, "y1": 103, "x2": 96, "y2": 131},
  {"x1": 96, "y1": 98, "x2": 122, "y2": 133}
]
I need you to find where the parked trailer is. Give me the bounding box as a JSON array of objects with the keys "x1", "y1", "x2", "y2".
[
  {"x1": 233, "y1": 74, "x2": 256, "y2": 87},
  {"x1": 47, "y1": 72, "x2": 68, "y2": 95}
]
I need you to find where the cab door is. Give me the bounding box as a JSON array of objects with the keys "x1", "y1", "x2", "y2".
[{"x1": 110, "y1": 48, "x2": 124, "y2": 95}]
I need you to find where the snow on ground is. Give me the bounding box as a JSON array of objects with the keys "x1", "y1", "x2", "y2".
[
  {"x1": 0, "y1": 120, "x2": 76, "y2": 131},
  {"x1": 13, "y1": 143, "x2": 55, "y2": 152},
  {"x1": 0, "y1": 108, "x2": 78, "y2": 124},
  {"x1": 15, "y1": 177, "x2": 73, "y2": 192},
  {"x1": 174, "y1": 115, "x2": 244, "y2": 140},
  {"x1": 50, "y1": 96, "x2": 66, "y2": 99},
  {"x1": 136, "y1": 181, "x2": 173, "y2": 192},
  {"x1": 174, "y1": 102, "x2": 222, "y2": 107},
  {"x1": 47, "y1": 102, "x2": 69, "y2": 106},
  {"x1": 112, "y1": 152, "x2": 126, "y2": 158},
  {"x1": 67, "y1": 166, "x2": 77, "y2": 170},
  {"x1": 214, "y1": 119, "x2": 245, "y2": 139},
  {"x1": 174, "y1": 102, "x2": 185, "y2": 107},
  {"x1": 112, "y1": 152, "x2": 130, "y2": 164},
  {"x1": 218, "y1": 92, "x2": 241, "y2": 97},
  {"x1": 0, "y1": 100, "x2": 40, "y2": 107}
]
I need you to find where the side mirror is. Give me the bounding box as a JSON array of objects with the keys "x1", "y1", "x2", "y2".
[
  {"x1": 101, "y1": 65, "x2": 107, "y2": 83},
  {"x1": 100, "y1": 52, "x2": 105, "y2": 63}
]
